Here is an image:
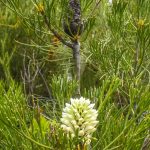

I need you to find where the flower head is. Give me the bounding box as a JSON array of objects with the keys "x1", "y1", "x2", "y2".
[
  {"x1": 61, "y1": 97, "x2": 99, "y2": 144},
  {"x1": 137, "y1": 19, "x2": 145, "y2": 28},
  {"x1": 36, "y1": 3, "x2": 44, "y2": 13}
]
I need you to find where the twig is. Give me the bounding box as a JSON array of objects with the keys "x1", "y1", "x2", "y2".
[
  {"x1": 38, "y1": 67, "x2": 52, "y2": 99},
  {"x1": 141, "y1": 135, "x2": 150, "y2": 150},
  {"x1": 41, "y1": 12, "x2": 73, "y2": 49},
  {"x1": 87, "y1": 0, "x2": 102, "y2": 19}
]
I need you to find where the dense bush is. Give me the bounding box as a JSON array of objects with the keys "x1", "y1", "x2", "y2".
[{"x1": 0, "y1": 0, "x2": 149, "y2": 149}]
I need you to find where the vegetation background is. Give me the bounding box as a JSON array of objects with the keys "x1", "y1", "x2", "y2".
[{"x1": 0, "y1": 0, "x2": 149, "y2": 149}]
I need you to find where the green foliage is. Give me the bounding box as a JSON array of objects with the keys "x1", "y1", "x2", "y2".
[
  {"x1": 0, "y1": 81, "x2": 68, "y2": 149},
  {"x1": 0, "y1": 0, "x2": 150, "y2": 149},
  {"x1": 0, "y1": 81, "x2": 31, "y2": 149}
]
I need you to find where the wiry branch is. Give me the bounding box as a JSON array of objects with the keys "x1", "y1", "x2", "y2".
[{"x1": 40, "y1": 11, "x2": 73, "y2": 49}]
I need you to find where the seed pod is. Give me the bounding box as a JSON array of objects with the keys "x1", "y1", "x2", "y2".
[{"x1": 63, "y1": 0, "x2": 84, "y2": 39}]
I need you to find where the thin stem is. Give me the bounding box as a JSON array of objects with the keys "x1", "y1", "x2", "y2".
[
  {"x1": 41, "y1": 11, "x2": 73, "y2": 49},
  {"x1": 72, "y1": 41, "x2": 81, "y2": 96},
  {"x1": 76, "y1": 143, "x2": 86, "y2": 150}
]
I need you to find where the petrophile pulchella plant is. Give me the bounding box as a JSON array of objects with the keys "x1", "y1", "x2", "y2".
[{"x1": 1, "y1": 0, "x2": 150, "y2": 150}]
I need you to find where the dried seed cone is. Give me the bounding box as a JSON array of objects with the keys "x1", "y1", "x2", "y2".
[
  {"x1": 61, "y1": 97, "x2": 99, "y2": 144},
  {"x1": 63, "y1": 0, "x2": 84, "y2": 38}
]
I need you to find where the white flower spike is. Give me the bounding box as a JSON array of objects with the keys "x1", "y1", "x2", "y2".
[{"x1": 61, "y1": 97, "x2": 99, "y2": 144}]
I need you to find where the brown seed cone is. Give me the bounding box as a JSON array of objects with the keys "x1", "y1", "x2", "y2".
[{"x1": 63, "y1": 0, "x2": 84, "y2": 39}]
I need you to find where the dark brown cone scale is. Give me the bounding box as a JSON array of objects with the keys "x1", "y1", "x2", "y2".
[{"x1": 63, "y1": 0, "x2": 83, "y2": 39}]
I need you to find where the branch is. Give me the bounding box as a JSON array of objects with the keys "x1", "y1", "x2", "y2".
[
  {"x1": 41, "y1": 12, "x2": 73, "y2": 49},
  {"x1": 72, "y1": 41, "x2": 81, "y2": 96}
]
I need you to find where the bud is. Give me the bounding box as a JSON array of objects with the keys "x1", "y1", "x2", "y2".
[{"x1": 36, "y1": 3, "x2": 44, "y2": 13}]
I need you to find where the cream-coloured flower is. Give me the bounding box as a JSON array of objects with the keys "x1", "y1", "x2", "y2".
[
  {"x1": 61, "y1": 97, "x2": 99, "y2": 144},
  {"x1": 108, "y1": 0, "x2": 112, "y2": 4}
]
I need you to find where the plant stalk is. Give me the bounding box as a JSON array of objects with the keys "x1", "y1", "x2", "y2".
[{"x1": 72, "y1": 40, "x2": 81, "y2": 96}]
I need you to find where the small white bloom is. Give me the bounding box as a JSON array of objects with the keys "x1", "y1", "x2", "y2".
[
  {"x1": 66, "y1": 103, "x2": 70, "y2": 107},
  {"x1": 85, "y1": 126, "x2": 96, "y2": 133},
  {"x1": 71, "y1": 120, "x2": 77, "y2": 125},
  {"x1": 66, "y1": 127, "x2": 73, "y2": 132},
  {"x1": 61, "y1": 97, "x2": 99, "y2": 145},
  {"x1": 71, "y1": 133, "x2": 75, "y2": 138},
  {"x1": 74, "y1": 125, "x2": 79, "y2": 129},
  {"x1": 61, "y1": 124, "x2": 67, "y2": 130},
  {"x1": 85, "y1": 126, "x2": 94, "y2": 131},
  {"x1": 78, "y1": 118, "x2": 84, "y2": 125},
  {"x1": 88, "y1": 103, "x2": 95, "y2": 109},
  {"x1": 79, "y1": 130, "x2": 85, "y2": 136},
  {"x1": 108, "y1": 0, "x2": 112, "y2": 4},
  {"x1": 85, "y1": 139, "x2": 91, "y2": 145}
]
